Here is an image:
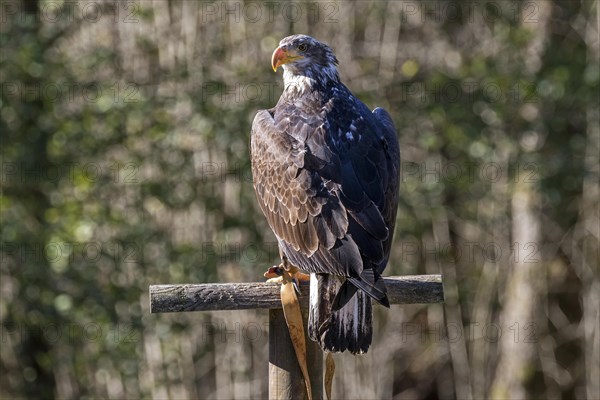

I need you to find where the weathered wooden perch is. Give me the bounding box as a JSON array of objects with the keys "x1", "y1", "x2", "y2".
[
  {"x1": 150, "y1": 275, "x2": 444, "y2": 313},
  {"x1": 149, "y1": 274, "x2": 444, "y2": 400}
]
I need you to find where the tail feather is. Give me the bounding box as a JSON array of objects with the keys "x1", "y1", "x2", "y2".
[
  {"x1": 348, "y1": 268, "x2": 390, "y2": 308},
  {"x1": 333, "y1": 268, "x2": 389, "y2": 310},
  {"x1": 308, "y1": 274, "x2": 373, "y2": 354},
  {"x1": 332, "y1": 280, "x2": 358, "y2": 310}
]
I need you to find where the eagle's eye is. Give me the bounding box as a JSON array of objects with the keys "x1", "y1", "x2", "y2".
[{"x1": 298, "y1": 43, "x2": 308, "y2": 52}]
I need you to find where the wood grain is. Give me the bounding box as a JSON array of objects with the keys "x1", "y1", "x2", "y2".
[{"x1": 150, "y1": 275, "x2": 444, "y2": 313}]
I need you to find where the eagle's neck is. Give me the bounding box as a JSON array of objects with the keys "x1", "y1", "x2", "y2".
[{"x1": 282, "y1": 63, "x2": 340, "y2": 98}]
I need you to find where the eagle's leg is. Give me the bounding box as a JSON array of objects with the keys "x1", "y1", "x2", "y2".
[{"x1": 283, "y1": 262, "x2": 311, "y2": 295}]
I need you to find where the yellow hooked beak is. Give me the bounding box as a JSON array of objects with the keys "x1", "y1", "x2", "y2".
[{"x1": 271, "y1": 46, "x2": 304, "y2": 72}]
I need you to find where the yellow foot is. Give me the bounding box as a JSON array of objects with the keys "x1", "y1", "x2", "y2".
[
  {"x1": 263, "y1": 264, "x2": 284, "y2": 280},
  {"x1": 263, "y1": 264, "x2": 310, "y2": 293}
]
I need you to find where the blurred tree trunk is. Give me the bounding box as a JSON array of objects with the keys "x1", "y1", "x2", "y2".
[
  {"x1": 490, "y1": 179, "x2": 541, "y2": 399},
  {"x1": 490, "y1": 2, "x2": 551, "y2": 397}
]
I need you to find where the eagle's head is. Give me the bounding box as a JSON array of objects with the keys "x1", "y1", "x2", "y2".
[{"x1": 272, "y1": 34, "x2": 340, "y2": 91}]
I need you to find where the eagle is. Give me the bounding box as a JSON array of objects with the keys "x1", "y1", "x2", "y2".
[{"x1": 251, "y1": 34, "x2": 400, "y2": 354}]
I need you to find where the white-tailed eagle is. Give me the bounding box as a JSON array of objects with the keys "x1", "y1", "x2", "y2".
[{"x1": 251, "y1": 34, "x2": 400, "y2": 354}]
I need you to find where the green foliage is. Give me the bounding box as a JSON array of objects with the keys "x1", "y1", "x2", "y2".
[{"x1": 1, "y1": 0, "x2": 598, "y2": 399}]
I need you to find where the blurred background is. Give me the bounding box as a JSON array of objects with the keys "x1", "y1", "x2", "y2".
[{"x1": 1, "y1": 0, "x2": 598, "y2": 399}]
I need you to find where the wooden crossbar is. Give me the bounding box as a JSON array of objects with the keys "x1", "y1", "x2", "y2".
[{"x1": 150, "y1": 275, "x2": 444, "y2": 313}]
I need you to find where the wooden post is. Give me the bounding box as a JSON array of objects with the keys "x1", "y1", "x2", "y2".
[
  {"x1": 150, "y1": 275, "x2": 444, "y2": 399},
  {"x1": 269, "y1": 307, "x2": 323, "y2": 399}
]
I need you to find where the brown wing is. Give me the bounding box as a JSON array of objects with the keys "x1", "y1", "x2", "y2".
[{"x1": 250, "y1": 109, "x2": 348, "y2": 259}]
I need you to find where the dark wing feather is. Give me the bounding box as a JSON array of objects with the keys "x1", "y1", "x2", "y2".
[
  {"x1": 251, "y1": 109, "x2": 343, "y2": 259},
  {"x1": 372, "y1": 107, "x2": 401, "y2": 273}
]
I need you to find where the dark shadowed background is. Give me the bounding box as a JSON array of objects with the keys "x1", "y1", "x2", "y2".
[{"x1": 1, "y1": 1, "x2": 598, "y2": 399}]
